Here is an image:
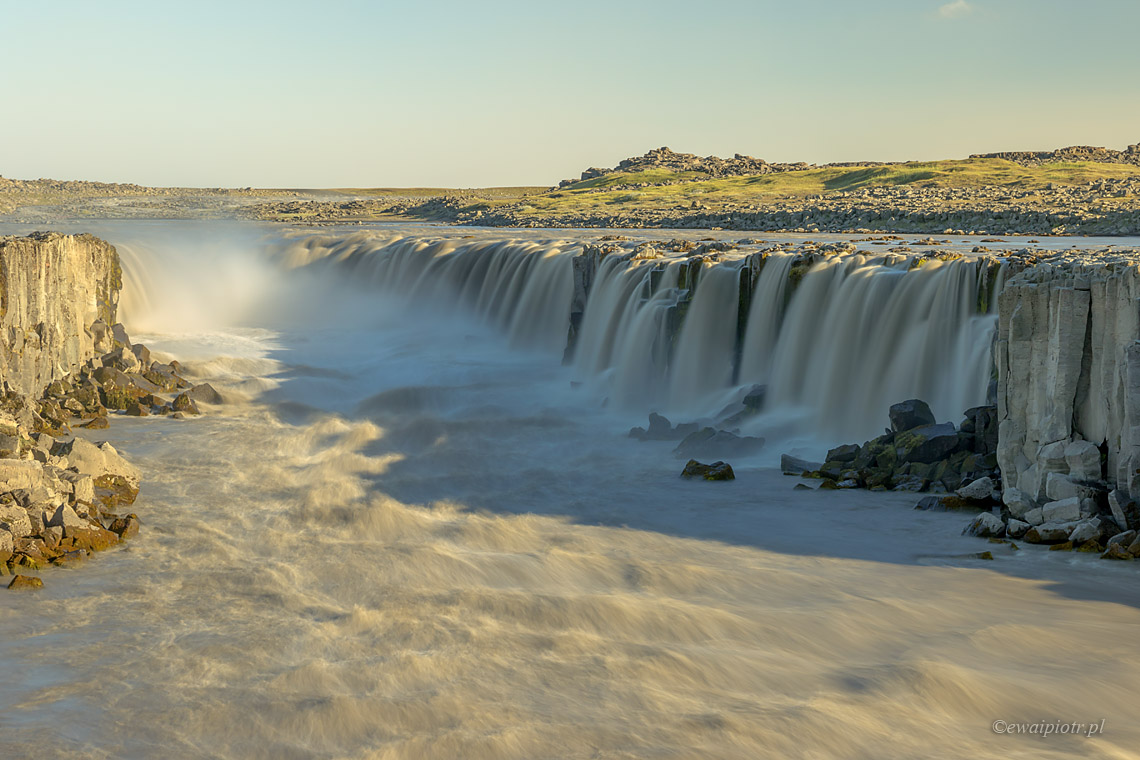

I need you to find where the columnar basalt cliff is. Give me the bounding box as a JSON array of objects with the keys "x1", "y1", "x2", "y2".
[
  {"x1": 0, "y1": 231, "x2": 121, "y2": 396},
  {"x1": 995, "y1": 250, "x2": 1140, "y2": 533}
]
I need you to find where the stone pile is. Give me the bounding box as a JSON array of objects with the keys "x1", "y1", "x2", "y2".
[{"x1": 783, "y1": 399, "x2": 1000, "y2": 495}]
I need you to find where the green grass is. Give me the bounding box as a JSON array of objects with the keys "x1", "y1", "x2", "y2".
[{"x1": 487, "y1": 158, "x2": 1140, "y2": 218}]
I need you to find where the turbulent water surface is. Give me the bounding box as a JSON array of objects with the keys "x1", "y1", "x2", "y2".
[{"x1": 2, "y1": 223, "x2": 1140, "y2": 760}]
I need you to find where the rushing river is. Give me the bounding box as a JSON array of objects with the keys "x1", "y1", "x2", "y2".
[{"x1": 2, "y1": 223, "x2": 1140, "y2": 759}]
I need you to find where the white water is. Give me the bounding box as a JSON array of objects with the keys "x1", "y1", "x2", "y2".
[{"x1": 2, "y1": 224, "x2": 1140, "y2": 760}]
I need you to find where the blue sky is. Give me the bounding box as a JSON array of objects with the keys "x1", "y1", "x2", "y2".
[{"x1": 2, "y1": 0, "x2": 1138, "y2": 187}]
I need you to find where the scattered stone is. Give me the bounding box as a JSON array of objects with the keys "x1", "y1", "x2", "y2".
[
  {"x1": 1102, "y1": 543, "x2": 1134, "y2": 560},
  {"x1": 680, "y1": 459, "x2": 735, "y2": 481},
  {"x1": 1024, "y1": 523, "x2": 1073, "y2": 544},
  {"x1": 963, "y1": 512, "x2": 1005, "y2": 537},
  {"x1": 1006, "y1": 519, "x2": 1030, "y2": 538},
  {"x1": 7, "y1": 574, "x2": 43, "y2": 591},
  {"x1": 171, "y1": 393, "x2": 200, "y2": 415},
  {"x1": 957, "y1": 476, "x2": 998, "y2": 502}
]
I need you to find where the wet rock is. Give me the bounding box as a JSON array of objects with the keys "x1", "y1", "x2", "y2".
[
  {"x1": 1024, "y1": 522, "x2": 1072, "y2": 544},
  {"x1": 1107, "y1": 530, "x2": 1137, "y2": 549},
  {"x1": 81, "y1": 416, "x2": 110, "y2": 430},
  {"x1": 793, "y1": 483, "x2": 813, "y2": 491},
  {"x1": 1068, "y1": 518, "x2": 1108, "y2": 545},
  {"x1": 171, "y1": 393, "x2": 200, "y2": 415},
  {"x1": 1049, "y1": 541, "x2": 1074, "y2": 552},
  {"x1": 108, "y1": 513, "x2": 140, "y2": 539},
  {"x1": 674, "y1": 427, "x2": 763, "y2": 459},
  {"x1": 781, "y1": 454, "x2": 822, "y2": 476},
  {"x1": 963, "y1": 511, "x2": 1005, "y2": 537},
  {"x1": 825, "y1": 443, "x2": 860, "y2": 463},
  {"x1": 1076, "y1": 539, "x2": 1104, "y2": 553},
  {"x1": 7, "y1": 574, "x2": 43, "y2": 591},
  {"x1": 52, "y1": 549, "x2": 87, "y2": 567},
  {"x1": 1102, "y1": 543, "x2": 1133, "y2": 560},
  {"x1": 185, "y1": 383, "x2": 223, "y2": 405},
  {"x1": 67, "y1": 525, "x2": 119, "y2": 553},
  {"x1": 680, "y1": 459, "x2": 735, "y2": 481},
  {"x1": 914, "y1": 495, "x2": 984, "y2": 512},
  {"x1": 956, "y1": 476, "x2": 998, "y2": 502},
  {"x1": 1006, "y1": 518, "x2": 1030, "y2": 538},
  {"x1": 895, "y1": 423, "x2": 960, "y2": 464},
  {"x1": 889, "y1": 399, "x2": 936, "y2": 433}
]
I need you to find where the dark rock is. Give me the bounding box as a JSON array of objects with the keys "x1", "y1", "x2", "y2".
[
  {"x1": 1101, "y1": 543, "x2": 1133, "y2": 560},
  {"x1": 680, "y1": 459, "x2": 735, "y2": 481},
  {"x1": 781, "y1": 454, "x2": 822, "y2": 476},
  {"x1": 889, "y1": 399, "x2": 936, "y2": 433},
  {"x1": 674, "y1": 427, "x2": 763, "y2": 459},
  {"x1": 826, "y1": 443, "x2": 860, "y2": 463},
  {"x1": 171, "y1": 393, "x2": 200, "y2": 415},
  {"x1": 742, "y1": 385, "x2": 767, "y2": 410},
  {"x1": 895, "y1": 422, "x2": 961, "y2": 464},
  {"x1": 108, "y1": 514, "x2": 140, "y2": 539},
  {"x1": 7, "y1": 574, "x2": 43, "y2": 591}
]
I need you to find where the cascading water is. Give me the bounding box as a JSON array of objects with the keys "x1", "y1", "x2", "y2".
[{"x1": 277, "y1": 233, "x2": 1002, "y2": 447}]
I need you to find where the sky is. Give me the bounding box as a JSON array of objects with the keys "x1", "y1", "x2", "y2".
[{"x1": 2, "y1": 0, "x2": 1139, "y2": 188}]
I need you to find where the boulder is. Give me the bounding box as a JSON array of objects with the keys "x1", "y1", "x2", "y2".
[
  {"x1": 46, "y1": 504, "x2": 84, "y2": 530},
  {"x1": 674, "y1": 428, "x2": 763, "y2": 459},
  {"x1": 108, "y1": 513, "x2": 140, "y2": 539},
  {"x1": 1041, "y1": 497, "x2": 1081, "y2": 523},
  {"x1": 185, "y1": 383, "x2": 223, "y2": 405},
  {"x1": 895, "y1": 423, "x2": 961, "y2": 464},
  {"x1": 1006, "y1": 518, "x2": 1030, "y2": 538},
  {"x1": 1107, "y1": 530, "x2": 1137, "y2": 549},
  {"x1": 0, "y1": 504, "x2": 32, "y2": 538},
  {"x1": 963, "y1": 511, "x2": 1005, "y2": 537},
  {"x1": 171, "y1": 393, "x2": 200, "y2": 415},
  {"x1": 1024, "y1": 522, "x2": 1072, "y2": 544},
  {"x1": 957, "y1": 476, "x2": 998, "y2": 502},
  {"x1": 1068, "y1": 518, "x2": 1108, "y2": 545},
  {"x1": 680, "y1": 459, "x2": 735, "y2": 481},
  {"x1": 1065, "y1": 439, "x2": 1102, "y2": 481},
  {"x1": 7, "y1": 575, "x2": 43, "y2": 591},
  {"x1": 1002, "y1": 488, "x2": 1035, "y2": 518},
  {"x1": 1108, "y1": 490, "x2": 1140, "y2": 530},
  {"x1": 1045, "y1": 472, "x2": 1098, "y2": 501},
  {"x1": 825, "y1": 443, "x2": 860, "y2": 463},
  {"x1": 1102, "y1": 543, "x2": 1133, "y2": 560},
  {"x1": 53, "y1": 439, "x2": 141, "y2": 487},
  {"x1": 889, "y1": 399, "x2": 936, "y2": 433}
]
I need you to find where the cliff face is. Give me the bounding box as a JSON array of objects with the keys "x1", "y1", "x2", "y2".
[
  {"x1": 995, "y1": 251, "x2": 1140, "y2": 522},
  {"x1": 0, "y1": 232, "x2": 120, "y2": 397}
]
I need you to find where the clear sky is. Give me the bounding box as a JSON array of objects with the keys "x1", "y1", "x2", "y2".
[{"x1": 3, "y1": 0, "x2": 1138, "y2": 188}]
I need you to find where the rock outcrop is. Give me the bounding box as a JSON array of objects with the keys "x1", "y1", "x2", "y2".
[
  {"x1": 994, "y1": 249, "x2": 1140, "y2": 530},
  {"x1": 0, "y1": 232, "x2": 121, "y2": 396}
]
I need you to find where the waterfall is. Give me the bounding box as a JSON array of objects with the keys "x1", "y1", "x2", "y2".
[{"x1": 270, "y1": 232, "x2": 1002, "y2": 444}]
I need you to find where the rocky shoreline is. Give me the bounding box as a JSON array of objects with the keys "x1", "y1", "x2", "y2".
[{"x1": 0, "y1": 232, "x2": 217, "y2": 591}]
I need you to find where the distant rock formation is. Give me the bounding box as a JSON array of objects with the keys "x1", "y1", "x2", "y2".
[
  {"x1": 562, "y1": 147, "x2": 811, "y2": 187},
  {"x1": 971, "y1": 143, "x2": 1140, "y2": 167}
]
